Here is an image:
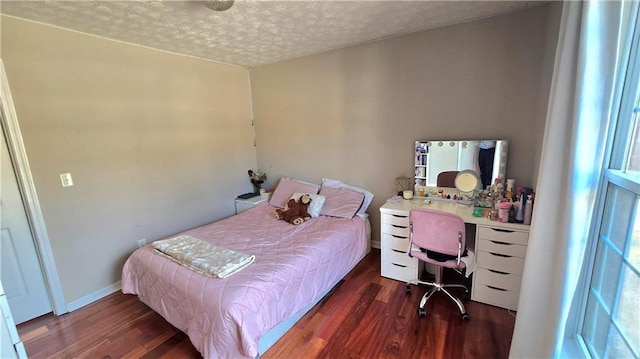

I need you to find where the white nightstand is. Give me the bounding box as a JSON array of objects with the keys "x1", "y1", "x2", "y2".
[{"x1": 235, "y1": 195, "x2": 269, "y2": 214}]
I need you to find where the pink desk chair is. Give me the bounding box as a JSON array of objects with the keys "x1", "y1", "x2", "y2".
[{"x1": 405, "y1": 208, "x2": 470, "y2": 320}]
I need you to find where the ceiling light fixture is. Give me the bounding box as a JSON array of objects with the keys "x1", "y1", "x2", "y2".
[{"x1": 204, "y1": 0, "x2": 234, "y2": 11}]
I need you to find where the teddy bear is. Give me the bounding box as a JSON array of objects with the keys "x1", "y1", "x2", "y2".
[{"x1": 275, "y1": 194, "x2": 312, "y2": 225}]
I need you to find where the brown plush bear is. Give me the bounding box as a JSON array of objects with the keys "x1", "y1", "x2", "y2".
[{"x1": 275, "y1": 194, "x2": 312, "y2": 225}]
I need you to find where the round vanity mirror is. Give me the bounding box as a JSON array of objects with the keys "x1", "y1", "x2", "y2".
[{"x1": 454, "y1": 170, "x2": 481, "y2": 204}]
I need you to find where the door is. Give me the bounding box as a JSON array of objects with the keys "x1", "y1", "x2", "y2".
[{"x1": 1, "y1": 125, "x2": 52, "y2": 324}]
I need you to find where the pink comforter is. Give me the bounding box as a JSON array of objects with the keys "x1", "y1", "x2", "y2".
[{"x1": 121, "y1": 202, "x2": 367, "y2": 358}]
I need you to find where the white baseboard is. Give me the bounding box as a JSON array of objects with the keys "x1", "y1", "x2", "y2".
[
  {"x1": 371, "y1": 240, "x2": 381, "y2": 249},
  {"x1": 66, "y1": 281, "x2": 122, "y2": 312}
]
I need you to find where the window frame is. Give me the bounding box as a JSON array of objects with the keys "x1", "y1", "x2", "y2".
[{"x1": 567, "y1": 6, "x2": 640, "y2": 357}]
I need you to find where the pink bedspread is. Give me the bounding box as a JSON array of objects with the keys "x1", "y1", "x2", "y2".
[{"x1": 121, "y1": 202, "x2": 367, "y2": 358}]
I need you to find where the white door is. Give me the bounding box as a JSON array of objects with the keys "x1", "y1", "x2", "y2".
[{"x1": 1, "y1": 126, "x2": 52, "y2": 324}]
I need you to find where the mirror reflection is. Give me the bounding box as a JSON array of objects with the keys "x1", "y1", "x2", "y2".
[{"x1": 414, "y1": 140, "x2": 508, "y2": 189}]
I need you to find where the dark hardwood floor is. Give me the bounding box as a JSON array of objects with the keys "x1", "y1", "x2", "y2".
[{"x1": 17, "y1": 249, "x2": 516, "y2": 358}]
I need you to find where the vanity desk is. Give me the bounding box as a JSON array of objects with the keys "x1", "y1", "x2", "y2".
[{"x1": 379, "y1": 197, "x2": 530, "y2": 311}]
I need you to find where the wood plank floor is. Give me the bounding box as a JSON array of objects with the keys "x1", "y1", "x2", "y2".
[{"x1": 18, "y1": 249, "x2": 516, "y2": 358}]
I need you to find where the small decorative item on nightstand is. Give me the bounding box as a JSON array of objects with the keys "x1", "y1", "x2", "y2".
[
  {"x1": 248, "y1": 169, "x2": 267, "y2": 194},
  {"x1": 259, "y1": 188, "x2": 269, "y2": 198}
]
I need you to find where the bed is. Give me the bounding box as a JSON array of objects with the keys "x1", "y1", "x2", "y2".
[{"x1": 121, "y1": 177, "x2": 372, "y2": 358}]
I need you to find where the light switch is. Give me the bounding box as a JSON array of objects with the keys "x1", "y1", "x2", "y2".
[{"x1": 60, "y1": 173, "x2": 73, "y2": 187}]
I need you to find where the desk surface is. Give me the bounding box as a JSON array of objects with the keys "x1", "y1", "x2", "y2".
[{"x1": 380, "y1": 198, "x2": 530, "y2": 231}]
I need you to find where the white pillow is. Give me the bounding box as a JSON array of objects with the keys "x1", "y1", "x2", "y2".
[
  {"x1": 321, "y1": 178, "x2": 374, "y2": 217},
  {"x1": 289, "y1": 192, "x2": 326, "y2": 218}
]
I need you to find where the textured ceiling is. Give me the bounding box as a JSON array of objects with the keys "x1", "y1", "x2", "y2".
[{"x1": 1, "y1": 0, "x2": 544, "y2": 68}]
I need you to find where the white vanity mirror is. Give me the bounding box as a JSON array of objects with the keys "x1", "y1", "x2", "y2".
[{"x1": 414, "y1": 140, "x2": 508, "y2": 190}]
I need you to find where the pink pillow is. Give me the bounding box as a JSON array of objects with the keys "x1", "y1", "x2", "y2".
[
  {"x1": 319, "y1": 186, "x2": 365, "y2": 219},
  {"x1": 321, "y1": 178, "x2": 373, "y2": 217},
  {"x1": 269, "y1": 177, "x2": 320, "y2": 208}
]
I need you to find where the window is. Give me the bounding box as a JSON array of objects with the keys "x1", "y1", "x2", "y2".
[{"x1": 579, "y1": 14, "x2": 640, "y2": 359}]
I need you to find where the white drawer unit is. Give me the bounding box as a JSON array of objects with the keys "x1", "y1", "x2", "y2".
[
  {"x1": 378, "y1": 200, "x2": 530, "y2": 311},
  {"x1": 472, "y1": 225, "x2": 529, "y2": 311},
  {"x1": 379, "y1": 211, "x2": 424, "y2": 282}
]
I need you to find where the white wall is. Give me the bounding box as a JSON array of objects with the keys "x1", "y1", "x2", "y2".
[
  {"x1": 1, "y1": 16, "x2": 256, "y2": 304},
  {"x1": 251, "y1": 4, "x2": 560, "y2": 246}
]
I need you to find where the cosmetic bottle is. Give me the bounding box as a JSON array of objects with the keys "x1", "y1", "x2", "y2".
[
  {"x1": 505, "y1": 188, "x2": 513, "y2": 200},
  {"x1": 524, "y1": 195, "x2": 534, "y2": 225},
  {"x1": 516, "y1": 187, "x2": 535, "y2": 223},
  {"x1": 498, "y1": 201, "x2": 510, "y2": 223},
  {"x1": 508, "y1": 203, "x2": 516, "y2": 223},
  {"x1": 515, "y1": 195, "x2": 525, "y2": 223}
]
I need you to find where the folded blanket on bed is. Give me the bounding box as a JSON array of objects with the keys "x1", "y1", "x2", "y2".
[{"x1": 152, "y1": 235, "x2": 255, "y2": 278}]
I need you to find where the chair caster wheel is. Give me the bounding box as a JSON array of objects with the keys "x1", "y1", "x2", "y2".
[
  {"x1": 418, "y1": 308, "x2": 426, "y2": 317},
  {"x1": 463, "y1": 290, "x2": 471, "y2": 301},
  {"x1": 462, "y1": 313, "x2": 470, "y2": 321},
  {"x1": 405, "y1": 285, "x2": 412, "y2": 293}
]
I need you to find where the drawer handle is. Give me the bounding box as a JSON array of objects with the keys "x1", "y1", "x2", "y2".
[
  {"x1": 488, "y1": 269, "x2": 509, "y2": 275},
  {"x1": 491, "y1": 228, "x2": 515, "y2": 233},
  {"x1": 392, "y1": 249, "x2": 405, "y2": 254},
  {"x1": 486, "y1": 285, "x2": 508, "y2": 292},
  {"x1": 392, "y1": 263, "x2": 407, "y2": 268},
  {"x1": 392, "y1": 214, "x2": 408, "y2": 219},
  {"x1": 489, "y1": 252, "x2": 512, "y2": 258},
  {"x1": 391, "y1": 224, "x2": 408, "y2": 229},
  {"x1": 490, "y1": 240, "x2": 511, "y2": 246},
  {"x1": 391, "y1": 234, "x2": 408, "y2": 239}
]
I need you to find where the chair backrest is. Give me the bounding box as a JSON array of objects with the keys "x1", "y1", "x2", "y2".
[
  {"x1": 409, "y1": 208, "x2": 465, "y2": 256},
  {"x1": 436, "y1": 171, "x2": 459, "y2": 188}
]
